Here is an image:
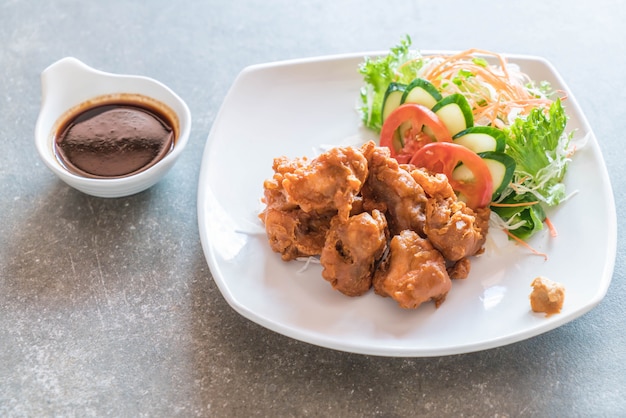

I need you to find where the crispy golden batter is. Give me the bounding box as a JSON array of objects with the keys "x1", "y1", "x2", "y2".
[
  {"x1": 410, "y1": 165, "x2": 490, "y2": 261},
  {"x1": 409, "y1": 167, "x2": 456, "y2": 200},
  {"x1": 278, "y1": 145, "x2": 368, "y2": 221},
  {"x1": 447, "y1": 257, "x2": 472, "y2": 280},
  {"x1": 262, "y1": 207, "x2": 333, "y2": 261},
  {"x1": 361, "y1": 146, "x2": 428, "y2": 236},
  {"x1": 373, "y1": 230, "x2": 451, "y2": 309},
  {"x1": 320, "y1": 210, "x2": 388, "y2": 296},
  {"x1": 423, "y1": 197, "x2": 490, "y2": 261}
]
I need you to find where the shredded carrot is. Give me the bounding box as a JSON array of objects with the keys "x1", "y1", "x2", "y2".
[
  {"x1": 555, "y1": 89, "x2": 568, "y2": 101},
  {"x1": 509, "y1": 182, "x2": 527, "y2": 194},
  {"x1": 566, "y1": 145, "x2": 577, "y2": 158},
  {"x1": 544, "y1": 216, "x2": 558, "y2": 237},
  {"x1": 490, "y1": 201, "x2": 539, "y2": 208},
  {"x1": 503, "y1": 229, "x2": 548, "y2": 260},
  {"x1": 424, "y1": 48, "x2": 510, "y2": 81},
  {"x1": 401, "y1": 48, "x2": 555, "y2": 127}
]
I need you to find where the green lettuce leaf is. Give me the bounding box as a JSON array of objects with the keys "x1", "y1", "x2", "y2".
[
  {"x1": 491, "y1": 193, "x2": 546, "y2": 240},
  {"x1": 495, "y1": 99, "x2": 573, "y2": 240},
  {"x1": 358, "y1": 35, "x2": 423, "y2": 132},
  {"x1": 503, "y1": 99, "x2": 571, "y2": 206}
]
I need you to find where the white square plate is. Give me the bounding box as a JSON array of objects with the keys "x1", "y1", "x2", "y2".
[{"x1": 197, "y1": 52, "x2": 616, "y2": 357}]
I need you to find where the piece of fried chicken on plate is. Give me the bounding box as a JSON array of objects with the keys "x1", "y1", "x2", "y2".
[
  {"x1": 320, "y1": 209, "x2": 388, "y2": 296},
  {"x1": 409, "y1": 165, "x2": 490, "y2": 262},
  {"x1": 261, "y1": 207, "x2": 334, "y2": 261},
  {"x1": 373, "y1": 229, "x2": 451, "y2": 309},
  {"x1": 360, "y1": 145, "x2": 428, "y2": 236},
  {"x1": 423, "y1": 196, "x2": 490, "y2": 262},
  {"x1": 278, "y1": 144, "x2": 369, "y2": 221}
]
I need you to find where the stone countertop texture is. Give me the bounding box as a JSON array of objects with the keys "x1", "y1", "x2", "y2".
[{"x1": 1, "y1": 0, "x2": 624, "y2": 416}]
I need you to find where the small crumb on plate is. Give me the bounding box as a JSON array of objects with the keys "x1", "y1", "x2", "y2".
[{"x1": 530, "y1": 276, "x2": 565, "y2": 317}]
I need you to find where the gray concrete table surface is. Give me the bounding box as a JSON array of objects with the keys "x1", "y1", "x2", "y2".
[{"x1": 1, "y1": 0, "x2": 624, "y2": 416}]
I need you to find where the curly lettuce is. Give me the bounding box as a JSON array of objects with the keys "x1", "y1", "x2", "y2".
[
  {"x1": 504, "y1": 98, "x2": 571, "y2": 206},
  {"x1": 492, "y1": 99, "x2": 572, "y2": 238},
  {"x1": 358, "y1": 35, "x2": 424, "y2": 132}
]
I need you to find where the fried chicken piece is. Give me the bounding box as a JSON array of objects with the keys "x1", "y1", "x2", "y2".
[
  {"x1": 447, "y1": 257, "x2": 471, "y2": 280},
  {"x1": 373, "y1": 230, "x2": 451, "y2": 309},
  {"x1": 361, "y1": 145, "x2": 428, "y2": 236},
  {"x1": 261, "y1": 173, "x2": 297, "y2": 212},
  {"x1": 261, "y1": 207, "x2": 333, "y2": 261},
  {"x1": 260, "y1": 145, "x2": 370, "y2": 261},
  {"x1": 260, "y1": 164, "x2": 332, "y2": 260},
  {"x1": 423, "y1": 196, "x2": 490, "y2": 262},
  {"x1": 409, "y1": 167, "x2": 456, "y2": 200},
  {"x1": 276, "y1": 145, "x2": 368, "y2": 220},
  {"x1": 408, "y1": 163, "x2": 489, "y2": 262},
  {"x1": 320, "y1": 210, "x2": 388, "y2": 296}
]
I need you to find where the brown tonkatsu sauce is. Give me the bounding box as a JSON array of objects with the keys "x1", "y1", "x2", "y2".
[{"x1": 54, "y1": 102, "x2": 174, "y2": 178}]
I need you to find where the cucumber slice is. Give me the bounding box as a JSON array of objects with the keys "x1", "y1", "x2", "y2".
[
  {"x1": 400, "y1": 78, "x2": 442, "y2": 108},
  {"x1": 381, "y1": 82, "x2": 407, "y2": 122},
  {"x1": 431, "y1": 94, "x2": 474, "y2": 136},
  {"x1": 453, "y1": 126, "x2": 506, "y2": 153},
  {"x1": 478, "y1": 151, "x2": 516, "y2": 199},
  {"x1": 451, "y1": 151, "x2": 515, "y2": 200}
]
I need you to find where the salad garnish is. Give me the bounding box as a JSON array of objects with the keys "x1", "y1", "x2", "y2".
[{"x1": 358, "y1": 35, "x2": 577, "y2": 248}]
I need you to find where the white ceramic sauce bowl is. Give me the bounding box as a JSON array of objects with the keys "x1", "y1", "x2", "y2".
[{"x1": 35, "y1": 57, "x2": 191, "y2": 198}]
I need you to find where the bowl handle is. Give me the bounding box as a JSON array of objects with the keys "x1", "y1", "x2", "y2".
[{"x1": 40, "y1": 57, "x2": 98, "y2": 105}]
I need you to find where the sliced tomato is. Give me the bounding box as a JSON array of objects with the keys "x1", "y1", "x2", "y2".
[
  {"x1": 380, "y1": 103, "x2": 452, "y2": 164},
  {"x1": 410, "y1": 142, "x2": 493, "y2": 209}
]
